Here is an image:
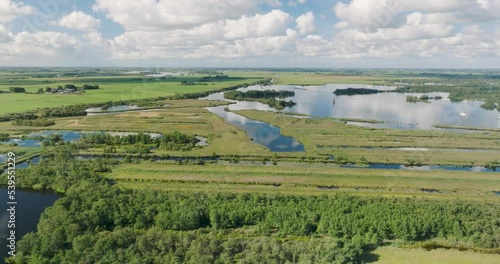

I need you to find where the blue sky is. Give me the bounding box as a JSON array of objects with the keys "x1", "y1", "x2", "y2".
[{"x1": 0, "y1": 0, "x2": 499, "y2": 68}]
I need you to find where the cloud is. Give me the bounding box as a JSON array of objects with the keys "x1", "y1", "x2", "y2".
[
  {"x1": 224, "y1": 10, "x2": 292, "y2": 39},
  {"x1": 1, "y1": 0, "x2": 499, "y2": 66},
  {"x1": 0, "y1": 0, "x2": 35, "y2": 23},
  {"x1": 0, "y1": 31, "x2": 82, "y2": 59},
  {"x1": 296, "y1": 11, "x2": 315, "y2": 34},
  {"x1": 0, "y1": 24, "x2": 13, "y2": 43},
  {"x1": 186, "y1": 35, "x2": 296, "y2": 59},
  {"x1": 334, "y1": 0, "x2": 500, "y2": 31},
  {"x1": 93, "y1": 0, "x2": 282, "y2": 31},
  {"x1": 58, "y1": 11, "x2": 101, "y2": 32},
  {"x1": 107, "y1": 9, "x2": 295, "y2": 59},
  {"x1": 327, "y1": 0, "x2": 500, "y2": 61}
]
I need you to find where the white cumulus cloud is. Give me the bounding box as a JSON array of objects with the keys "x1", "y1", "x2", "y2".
[
  {"x1": 58, "y1": 11, "x2": 101, "y2": 32},
  {"x1": 0, "y1": 0, "x2": 35, "y2": 23},
  {"x1": 296, "y1": 11, "x2": 315, "y2": 35},
  {"x1": 93, "y1": 0, "x2": 282, "y2": 31}
]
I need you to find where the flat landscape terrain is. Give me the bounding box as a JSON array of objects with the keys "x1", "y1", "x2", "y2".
[{"x1": 1, "y1": 68, "x2": 499, "y2": 263}]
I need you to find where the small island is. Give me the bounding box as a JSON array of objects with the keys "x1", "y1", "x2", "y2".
[
  {"x1": 406, "y1": 95, "x2": 443, "y2": 103},
  {"x1": 224, "y1": 90, "x2": 296, "y2": 110},
  {"x1": 333, "y1": 88, "x2": 385, "y2": 95}
]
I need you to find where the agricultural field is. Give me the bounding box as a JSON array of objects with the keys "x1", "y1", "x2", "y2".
[{"x1": 0, "y1": 69, "x2": 262, "y2": 114}]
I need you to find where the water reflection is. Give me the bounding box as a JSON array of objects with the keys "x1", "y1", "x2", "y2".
[
  {"x1": 207, "y1": 106, "x2": 304, "y2": 152},
  {"x1": 202, "y1": 84, "x2": 500, "y2": 130}
]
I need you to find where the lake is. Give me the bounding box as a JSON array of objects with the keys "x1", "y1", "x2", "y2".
[
  {"x1": 0, "y1": 188, "x2": 60, "y2": 262},
  {"x1": 202, "y1": 84, "x2": 500, "y2": 130}
]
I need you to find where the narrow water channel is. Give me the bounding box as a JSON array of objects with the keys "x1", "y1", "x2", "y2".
[{"x1": 206, "y1": 106, "x2": 305, "y2": 152}]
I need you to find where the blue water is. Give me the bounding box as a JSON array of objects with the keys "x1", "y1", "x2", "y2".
[
  {"x1": 202, "y1": 84, "x2": 500, "y2": 130},
  {"x1": 342, "y1": 164, "x2": 499, "y2": 172},
  {"x1": 0, "y1": 187, "x2": 59, "y2": 262},
  {"x1": 207, "y1": 106, "x2": 304, "y2": 152}
]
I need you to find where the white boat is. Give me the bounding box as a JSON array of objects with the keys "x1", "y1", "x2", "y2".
[{"x1": 460, "y1": 112, "x2": 467, "y2": 116}]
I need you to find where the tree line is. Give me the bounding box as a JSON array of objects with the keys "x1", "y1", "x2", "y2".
[
  {"x1": 80, "y1": 131, "x2": 198, "y2": 151},
  {"x1": 224, "y1": 90, "x2": 296, "y2": 110}
]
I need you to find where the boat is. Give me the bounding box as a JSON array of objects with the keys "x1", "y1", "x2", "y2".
[
  {"x1": 460, "y1": 112, "x2": 467, "y2": 116},
  {"x1": 294, "y1": 86, "x2": 307, "y2": 90}
]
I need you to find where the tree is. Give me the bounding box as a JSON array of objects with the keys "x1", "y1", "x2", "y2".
[{"x1": 9, "y1": 87, "x2": 26, "y2": 93}]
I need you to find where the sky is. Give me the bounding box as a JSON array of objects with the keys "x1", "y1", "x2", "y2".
[{"x1": 0, "y1": 0, "x2": 500, "y2": 68}]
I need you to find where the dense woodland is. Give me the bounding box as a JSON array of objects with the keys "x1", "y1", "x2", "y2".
[{"x1": 2, "y1": 145, "x2": 499, "y2": 263}]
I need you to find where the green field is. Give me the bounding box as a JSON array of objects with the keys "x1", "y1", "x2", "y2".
[
  {"x1": 0, "y1": 72, "x2": 260, "y2": 114},
  {"x1": 365, "y1": 246, "x2": 500, "y2": 264}
]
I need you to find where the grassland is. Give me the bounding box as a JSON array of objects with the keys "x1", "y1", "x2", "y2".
[
  {"x1": 364, "y1": 246, "x2": 500, "y2": 264},
  {"x1": 106, "y1": 162, "x2": 500, "y2": 200}
]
